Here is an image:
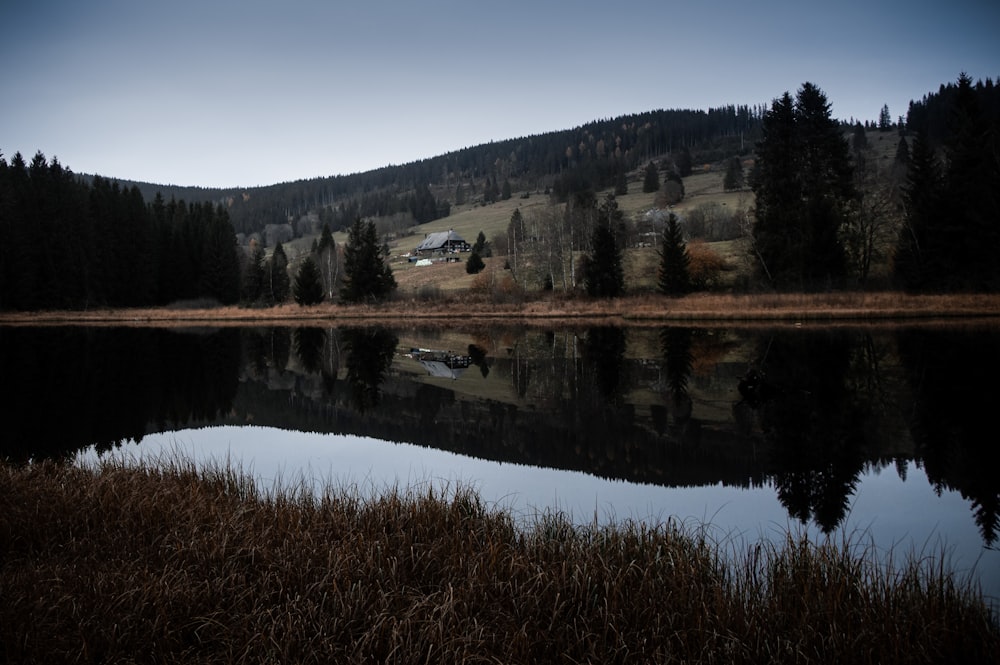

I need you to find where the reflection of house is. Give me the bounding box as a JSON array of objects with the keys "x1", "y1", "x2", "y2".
[
  {"x1": 407, "y1": 348, "x2": 472, "y2": 380},
  {"x1": 414, "y1": 229, "x2": 469, "y2": 255}
]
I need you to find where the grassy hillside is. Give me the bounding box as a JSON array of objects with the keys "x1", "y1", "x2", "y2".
[{"x1": 278, "y1": 127, "x2": 903, "y2": 298}]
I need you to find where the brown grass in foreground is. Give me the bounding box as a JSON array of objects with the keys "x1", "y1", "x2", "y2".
[
  {"x1": 2, "y1": 459, "x2": 998, "y2": 664},
  {"x1": 1, "y1": 292, "x2": 999, "y2": 328}
]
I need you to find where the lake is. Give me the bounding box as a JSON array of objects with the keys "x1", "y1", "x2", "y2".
[{"x1": 3, "y1": 322, "x2": 998, "y2": 603}]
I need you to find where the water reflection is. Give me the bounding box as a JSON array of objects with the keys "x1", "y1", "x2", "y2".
[
  {"x1": 3, "y1": 323, "x2": 998, "y2": 557},
  {"x1": 342, "y1": 327, "x2": 398, "y2": 412},
  {"x1": 898, "y1": 327, "x2": 1000, "y2": 545}
]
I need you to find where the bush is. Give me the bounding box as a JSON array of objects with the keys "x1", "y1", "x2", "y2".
[{"x1": 688, "y1": 240, "x2": 727, "y2": 290}]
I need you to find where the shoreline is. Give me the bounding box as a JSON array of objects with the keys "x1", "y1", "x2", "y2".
[{"x1": 2, "y1": 292, "x2": 1000, "y2": 328}]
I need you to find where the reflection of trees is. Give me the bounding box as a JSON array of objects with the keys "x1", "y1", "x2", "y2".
[
  {"x1": 293, "y1": 327, "x2": 326, "y2": 374},
  {"x1": 468, "y1": 344, "x2": 490, "y2": 378},
  {"x1": 242, "y1": 327, "x2": 291, "y2": 377},
  {"x1": 898, "y1": 328, "x2": 1000, "y2": 546},
  {"x1": 750, "y1": 331, "x2": 870, "y2": 533},
  {"x1": 583, "y1": 327, "x2": 627, "y2": 403},
  {"x1": 660, "y1": 327, "x2": 694, "y2": 424},
  {"x1": 342, "y1": 327, "x2": 398, "y2": 412},
  {"x1": 1, "y1": 327, "x2": 241, "y2": 462}
]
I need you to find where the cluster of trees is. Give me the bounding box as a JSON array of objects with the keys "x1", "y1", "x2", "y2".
[
  {"x1": 0, "y1": 151, "x2": 400, "y2": 312},
  {"x1": 7, "y1": 75, "x2": 996, "y2": 312},
  {"x1": 1, "y1": 152, "x2": 241, "y2": 310},
  {"x1": 745, "y1": 75, "x2": 999, "y2": 292},
  {"x1": 491, "y1": 190, "x2": 698, "y2": 300},
  {"x1": 748, "y1": 82, "x2": 856, "y2": 290},
  {"x1": 894, "y1": 74, "x2": 1000, "y2": 291},
  {"x1": 242, "y1": 217, "x2": 397, "y2": 309}
]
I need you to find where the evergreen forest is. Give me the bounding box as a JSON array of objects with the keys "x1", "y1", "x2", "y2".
[{"x1": 2, "y1": 74, "x2": 999, "y2": 311}]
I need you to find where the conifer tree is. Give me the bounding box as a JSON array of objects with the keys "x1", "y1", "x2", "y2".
[
  {"x1": 293, "y1": 256, "x2": 325, "y2": 306},
  {"x1": 268, "y1": 242, "x2": 291, "y2": 305},
  {"x1": 465, "y1": 251, "x2": 485, "y2": 275},
  {"x1": 242, "y1": 244, "x2": 266, "y2": 304},
  {"x1": 340, "y1": 217, "x2": 396, "y2": 303},
  {"x1": 583, "y1": 195, "x2": 625, "y2": 298},
  {"x1": 198, "y1": 205, "x2": 241, "y2": 305},
  {"x1": 750, "y1": 83, "x2": 854, "y2": 289},
  {"x1": 642, "y1": 161, "x2": 660, "y2": 193},
  {"x1": 723, "y1": 156, "x2": 744, "y2": 191},
  {"x1": 658, "y1": 213, "x2": 691, "y2": 296}
]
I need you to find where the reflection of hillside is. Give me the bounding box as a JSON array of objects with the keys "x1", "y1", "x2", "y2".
[
  {"x1": 220, "y1": 368, "x2": 771, "y2": 489},
  {"x1": 214, "y1": 326, "x2": 935, "y2": 532}
]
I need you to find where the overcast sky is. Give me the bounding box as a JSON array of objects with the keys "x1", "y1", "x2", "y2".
[{"x1": 3, "y1": 1, "x2": 997, "y2": 188}]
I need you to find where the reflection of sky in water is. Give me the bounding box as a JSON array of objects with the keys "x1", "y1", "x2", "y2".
[{"x1": 77, "y1": 426, "x2": 1000, "y2": 605}]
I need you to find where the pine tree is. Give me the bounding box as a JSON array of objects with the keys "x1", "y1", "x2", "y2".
[
  {"x1": 723, "y1": 156, "x2": 744, "y2": 191},
  {"x1": 750, "y1": 83, "x2": 854, "y2": 289},
  {"x1": 293, "y1": 256, "x2": 325, "y2": 306},
  {"x1": 614, "y1": 168, "x2": 628, "y2": 195},
  {"x1": 894, "y1": 130, "x2": 942, "y2": 290},
  {"x1": 878, "y1": 104, "x2": 892, "y2": 131},
  {"x1": 472, "y1": 230, "x2": 490, "y2": 256},
  {"x1": 583, "y1": 195, "x2": 625, "y2": 298},
  {"x1": 268, "y1": 242, "x2": 290, "y2": 305},
  {"x1": 242, "y1": 244, "x2": 266, "y2": 304},
  {"x1": 465, "y1": 251, "x2": 485, "y2": 275},
  {"x1": 658, "y1": 213, "x2": 691, "y2": 296},
  {"x1": 198, "y1": 205, "x2": 241, "y2": 305},
  {"x1": 941, "y1": 73, "x2": 1000, "y2": 290},
  {"x1": 642, "y1": 161, "x2": 660, "y2": 193},
  {"x1": 340, "y1": 218, "x2": 397, "y2": 303}
]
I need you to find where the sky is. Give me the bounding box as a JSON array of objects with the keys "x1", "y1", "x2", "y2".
[{"x1": 2, "y1": 0, "x2": 998, "y2": 189}]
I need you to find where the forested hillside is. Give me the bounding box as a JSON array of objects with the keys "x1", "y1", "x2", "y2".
[
  {"x1": 2, "y1": 75, "x2": 998, "y2": 311},
  {"x1": 102, "y1": 105, "x2": 765, "y2": 238}
]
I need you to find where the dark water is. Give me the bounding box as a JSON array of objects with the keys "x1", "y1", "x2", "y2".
[{"x1": 3, "y1": 323, "x2": 999, "y2": 601}]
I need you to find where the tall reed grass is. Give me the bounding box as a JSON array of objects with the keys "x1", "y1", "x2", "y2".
[{"x1": 2, "y1": 458, "x2": 997, "y2": 664}]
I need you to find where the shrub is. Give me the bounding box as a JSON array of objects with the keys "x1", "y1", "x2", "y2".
[{"x1": 688, "y1": 240, "x2": 727, "y2": 290}]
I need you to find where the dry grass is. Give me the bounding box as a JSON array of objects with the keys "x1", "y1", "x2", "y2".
[
  {"x1": 2, "y1": 459, "x2": 998, "y2": 664},
  {"x1": 2, "y1": 291, "x2": 998, "y2": 329}
]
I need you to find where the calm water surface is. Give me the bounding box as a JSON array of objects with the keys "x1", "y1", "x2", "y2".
[{"x1": 4, "y1": 323, "x2": 998, "y2": 603}]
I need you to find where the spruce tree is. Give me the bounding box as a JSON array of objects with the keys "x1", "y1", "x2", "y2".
[
  {"x1": 894, "y1": 130, "x2": 942, "y2": 291},
  {"x1": 723, "y1": 156, "x2": 744, "y2": 191},
  {"x1": 583, "y1": 195, "x2": 625, "y2": 298},
  {"x1": 242, "y1": 244, "x2": 266, "y2": 304},
  {"x1": 268, "y1": 242, "x2": 291, "y2": 305},
  {"x1": 465, "y1": 251, "x2": 485, "y2": 275},
  {"x1": 658, "y1": 213, "x2": 691, "y2": 296},
  {"x1": 642, "y1": 161, "x2": 660, "y2": 193},
  {"x1": 941, "y1": 73, "x2": 1000, "y2": 290},
  {"x1": 293, "y1": 256, "x2": 325, "y2": 306},
  {"x1": 750, "y1": 83, "x2": 854, "y2": 289},
  {"x1": 340, "y1": 218, "x2": 397, "y2": 303}
]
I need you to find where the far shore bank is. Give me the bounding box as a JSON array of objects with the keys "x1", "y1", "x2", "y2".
[{"x1": 2, "y1": 292, "x2": 999, "y2": 328}]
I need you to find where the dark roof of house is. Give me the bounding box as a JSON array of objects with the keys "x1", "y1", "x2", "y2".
[{"x1": 415, "y1": 230, "x2": 466, "y2": 252}]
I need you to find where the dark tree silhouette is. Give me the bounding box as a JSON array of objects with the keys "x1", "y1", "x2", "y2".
[
  {"x1": 750, "y1": 83, "x2": 854, "y2": 289},
  {"x1": 293, "y1": 256, "x2": 325, "y2": 306},
  {"x1": 583, "y1": 196, "x2": 625, "y2": 298},
  {"x1": 268, "y1": 242, "x2": 291, "y2": 305},
  {"x1": 340, "y1": 218, "x2": 397, "y2": 303},
  {"x1": 642, "y1": 161, "x2": 660, "y2": 193},
  {"x1": 657, "y1": 213, "x2": 691, "y2": 296},
  {"x1": 465, "y1": 251, "x2": 485, "y2": 275}
]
